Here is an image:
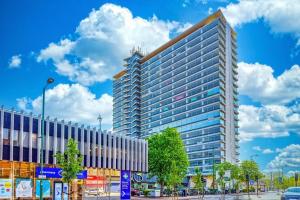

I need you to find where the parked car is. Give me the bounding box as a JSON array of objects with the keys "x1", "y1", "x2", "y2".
[
  {"x1": 131, "y1": 189, "x2": 140, "y2": 196},
  {"x1": 281, "y1": 187, "x2": 300, "y2": 200}
]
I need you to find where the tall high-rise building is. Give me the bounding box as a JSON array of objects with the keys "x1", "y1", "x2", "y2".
[{"x1": 113, "y1": 10, "x2": 239, "y2": 174}]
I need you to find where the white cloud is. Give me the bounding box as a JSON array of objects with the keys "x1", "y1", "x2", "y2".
[
  {"x1": 8, "y1": 54, "x2": 22, "y2": 68},
  {"x1": 17, "y1": 84, "x2": 113, "y2": 129},
  {"x1": 252, "y1": 146, "x2": 274, "y2": 154},
  {"x1": 268, "y1": 144, "x2": 300, "y2": 169},
  {"x1": 239, "y1": 104, "x2": 300, "y2": 142},
  {"x1": 252, "y1": 146, "x2": 261, "y2": 151},
  {"x1": 221, "y1": 0, "x2": 300, "y2": 46},
  {"x1": 262, "y1": 148, "x2": 274, "y2": 154},
  {"x1": 38, "y1": 3, "x2": 184, "y2": 86},
  {"x1": 238, "y1": 62, "x2": 300, "y2": 105}
]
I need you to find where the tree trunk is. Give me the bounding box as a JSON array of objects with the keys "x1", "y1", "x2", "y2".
[
  {"x1": 160, "y1": 182, "x2": 164, "y2": 197},
  {"x1": 68, "y1": 182, "x2": 71, "y2": 200}
]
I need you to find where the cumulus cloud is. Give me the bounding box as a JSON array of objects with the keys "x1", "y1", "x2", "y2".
[
  {"x1": 37, "y1": 3, "x2": 185, "y2": 86},
  {"x1": 8, "y1": 54, "x2": 22, "y2": 68},
  {"x1": 262, "y1": 148, "x2": 274, "y2": 154},
  {"x1": 17, "y1": 84, "x2": 113, "y2": 128},
  {"x1": 239, "y1": 104, "x2": 300, "y2": 142},
  {"x1": 221, "y1": 0, "x2": 300, "y2": 46},
  {"x1": 238, "y1": 62, "x2": 300, "y2": 105},
  {"x1": 267, "y1": 144, "x2": 300, "y2": 169},
  {"x1": 253, "y1": 146, "x2": 274, "y2": 154}
]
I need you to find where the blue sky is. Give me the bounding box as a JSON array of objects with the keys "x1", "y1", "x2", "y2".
[{"x1": 1, "y1": 0, "x2": 300, "y2": 172}]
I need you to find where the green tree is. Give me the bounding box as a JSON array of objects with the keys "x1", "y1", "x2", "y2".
[
  {"x1": 55, "y1": 138, "x2": 83, "y2": 200},
  {"x1": 148, "y1": 127, "x2": 189, "y2": 197},
  {"x1": 192, "y1": 167, "x2": 204, "y2": 200},
  {"x1": 240, "y1": 160, "x2": 263, "y2": 196},
  {"x1": 216, "y1": 162, "x2": 233, "y2": 198}
]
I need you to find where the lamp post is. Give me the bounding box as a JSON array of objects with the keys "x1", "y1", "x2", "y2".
[
  {"x1": 97, "y1": 114, "x2": 102, "y2": 200},
  {"x1": 39, "y1": 77, "x2": 54, "y2": 200}
]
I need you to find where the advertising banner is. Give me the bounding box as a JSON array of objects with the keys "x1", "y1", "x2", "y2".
[
  {"x1": 120, "y1": 170, "x2": 131, "y2": 200},
  {"x1": 16, "y1": 178, "x2": 33, "y2": 197},
  {"x1": 36, "y1": 167, "x2": 87, "y2": 179},
  {"x1": 54, "y1": 182, "x2": 63, "y2": 200},
  {"x1": 63, "y1": 183, "x2": 68, "y2": 200},
  {"x1": 36, "y1": 180, "x2": 51, "y2": 198},
  {"x1": 0, "y1": 179, "x2": 12, "y2": 199}
]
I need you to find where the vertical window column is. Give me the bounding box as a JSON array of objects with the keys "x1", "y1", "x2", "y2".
[
  {"x1": 145, "y1": 141, "x2": 148, "y2": 172},
  {"x1": 122, "y1": 136, "x2": 125, "y2": 170},
  {"x1": 107, "y1": 132, "x2": 112, "y2": 169},
  {"x1": 19, "y1": 111, "x2": 24, "y2": 161},
  {"x1": 118, "y1": 135, "x2": 121, "y2": 170},
  {"x1": 53, "y1": 118, "x2": 58, "y2": 164},
  {"x1": 138, "y1": 140, "x2": 142, "y2": 171},
  {"x1": 126, "y1": 137, "x2": 130, "y2": 170},
  {"x1": 10, "y1": 109, "x2": 14, "y2": 161},
  {"x1": 103, "y1": 131, "x2": 107, "y2": 168},
  {"x1": 60, "y1": 120, "x2": 65, "y2": 154},
  {"x1": 130, "y1": 139, "x2": 134, "y2": 171},
  {"x1": 113, "y1": 134, "x2": 117, "y2": 169},
  {"x1": 80, "y1": 125, "x2": 85, "y2": 166},
  {"x1": 28, "y1": 113, "x2": 33, "y2": 162},
  {"x1": 86, "y1": 126, "x2": 91, "y2": 167},
  {"x1": 92, "y1": 128, "x2": 96, "y2": 168},
  {"x1": 0, "y1": 106, "x2": 4, "y2": 160},
  {"x1": 97, "y1": 130, "x2": 102, "y2": 168}
]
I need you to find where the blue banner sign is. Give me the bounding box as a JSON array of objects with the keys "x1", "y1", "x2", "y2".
[
  {"x1": 121, "y1": 170, "x2": 131, "y2": 200},
  {"x1": 36, "y1": 167, "x2": 87, "y2": 179}
]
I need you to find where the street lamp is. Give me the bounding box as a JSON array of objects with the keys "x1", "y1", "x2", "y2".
[{"x1": 39, "y1": 77, "x2": 54, "y2": 200}]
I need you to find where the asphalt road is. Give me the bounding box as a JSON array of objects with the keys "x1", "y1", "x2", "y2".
[{"x1": 84, "y1": 191, "x2": 282, "y2": 200}]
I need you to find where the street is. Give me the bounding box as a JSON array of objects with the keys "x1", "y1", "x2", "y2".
[{"x1": 130, "y1": 191, "x2": 281, "y2": 200}]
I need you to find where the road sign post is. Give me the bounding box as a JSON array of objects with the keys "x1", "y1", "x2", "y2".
[{"x1": 121, "y1": 170, "x2": 131, "y2": 200}]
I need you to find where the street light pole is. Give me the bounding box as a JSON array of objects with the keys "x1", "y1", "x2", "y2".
[
  {"x1": 39, "y1": 78, "x2": 54, "y2": 200},
  {"x1": 97, "y1": 114, "x2": 102, "y2": 200}
]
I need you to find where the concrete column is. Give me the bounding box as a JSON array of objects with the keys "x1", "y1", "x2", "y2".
[
  {"x1": 37, "y1": 114, "x2": 42, "y2": 163},
  {"x1": 45, "y1": 117, "x2": 50, "y2": 164},
  {"x1": 60, "y1": 120, "x2": 65, "y2": 154}
]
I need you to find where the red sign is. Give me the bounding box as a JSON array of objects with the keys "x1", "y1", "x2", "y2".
[{"x1": 86, "y1": 176, "x2": 106, "y2": 187}]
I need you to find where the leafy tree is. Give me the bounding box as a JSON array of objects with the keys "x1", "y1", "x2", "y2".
[
  {"x1": 148, "y1": 127, "x2": 189, "y2": 197},
  {"x1": 240, "y1": 160, "x2": 263, "y2": 196},
  {"x1": 192, "y1": 167, "x2": 204, "y2": 200},
  {"x1": 215, "y1": 162, "x2": 233, "y2": 198},
  {"x1": 55, "y1": 138, "x2": 83, "y2": 200},
  {"x1": 166, "y1": 161, "x2": 185, "y2": 199}
]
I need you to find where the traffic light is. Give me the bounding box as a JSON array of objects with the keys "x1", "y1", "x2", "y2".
[
  {"x1": 201, "y1": 176, "x2": 206, "y2": 184},
  {"x1": 255, "y1": 175, "x2": 258, "y2": 181}
]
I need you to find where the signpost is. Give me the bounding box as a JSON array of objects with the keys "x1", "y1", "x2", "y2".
[
  {"x1": 36, "y1": 167, "x2": 87, "y2": 179},
  {"x1": 121, "y1": 170, "x2": 131, "y2": 200}
]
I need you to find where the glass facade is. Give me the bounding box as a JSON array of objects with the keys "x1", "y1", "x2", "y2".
[{"x1": 113, "y1": 10, "x2": 239, "y2": 175}]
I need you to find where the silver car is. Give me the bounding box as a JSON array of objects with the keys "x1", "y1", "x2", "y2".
[{"x1": 281, "y1": 187, "x2": 300, "y2": 200}]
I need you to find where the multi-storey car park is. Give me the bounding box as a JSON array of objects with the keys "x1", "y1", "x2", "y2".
[
  {"x1": 113, "y1": 10, "x2": 239, "y2": 175},
  {"x1": 0, "y1": 106, "x2": 148, "y2": 199}
]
